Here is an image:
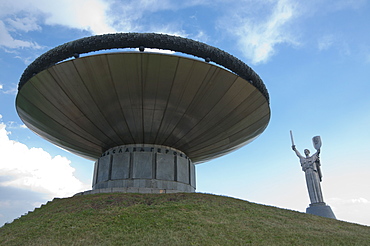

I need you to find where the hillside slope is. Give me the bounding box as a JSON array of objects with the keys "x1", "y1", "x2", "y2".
[{"x1": 0, "y1": 193, "x2": 369, "y2": 245}]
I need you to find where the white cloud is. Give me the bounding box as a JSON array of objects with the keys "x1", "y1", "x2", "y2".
[
  {"x1": 105, "y1": 0, "x2": 214, "y2": 35},
  {"x1": 224, "y1": 0, "x2": 299, "y2": 64},
  {"x1": 0, "y1": 0, "x2": 206, "y2": 51},
  {"x1": 38, "y1": 0, "x2": 116, "y2": 34},
  {"x1": 351, "y1": 197, "x2": 370, "y2": 204},
  {"x1": 0, "y1": 0, "x2": 115, "y2": 50},
  {"x1": 0, "y1": 20, "x2": 40, "y2": 49},
  {"x1": 330, "y1": 0, "x2": 367, "y2": 11},
  {"x1": 318, "y1": 35, "x2": 334, "y2": 51},
  {"x1": 108, "y1": 0, "x2": 186, "y2": 33},
  {"x1": 0, "y1": 123, "x2": 89, "y2": 199},
  {"x1": 317, "y1": 34, "x2": 351, "y2": 56},
  {"x1": 300, "y1": 0, "x2": 367, "y2": 17},
  {"x1": 5, "y1": 121, "x2": 27, "y2": 130},
  {"x1": 6, "y1": 16, "x2": 41, "y2": 32},
  {"x1": 0, "y1": 83, "x2": 17, "y2": 95},
  {"x1": 327, "y1": 197, "x2": 370, "y2": 226},
  {"x1": 329, "y1": 197, "x2": 370, "y2": 205},
  {"x1": 193, "y1": 30, "x2": 209, "y2": 43},
  {"x1": 14, "y1": 55, "x2": 35, "y2": 65}
]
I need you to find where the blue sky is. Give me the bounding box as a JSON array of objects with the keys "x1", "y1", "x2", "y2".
[{"x1": 1, "y1": 0, "x2": 370, "y2": 227}]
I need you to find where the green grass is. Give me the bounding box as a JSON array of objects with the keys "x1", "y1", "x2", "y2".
[{"x1": 0, "y1": 193, "x2": 369, "y2": 245}]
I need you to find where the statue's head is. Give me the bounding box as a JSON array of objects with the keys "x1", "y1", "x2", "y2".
[{"x1": 304, "y1": 149, "x2": 310, "y2": 156}]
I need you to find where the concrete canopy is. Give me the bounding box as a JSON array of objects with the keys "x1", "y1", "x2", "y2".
[
  {"x1": 16, "y1": 33, "x2": 270, "y2": 166},
  {"x1": 16, "y1": 52, "x2": 270, "y2": 163}
]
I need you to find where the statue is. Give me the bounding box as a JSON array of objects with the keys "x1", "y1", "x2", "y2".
[
  {"x1": 290, "y1": 131, "x2": 336, "y2": 219},
  {"x1": 290, "y1": 132, "x2": 324, "y2": 204}
]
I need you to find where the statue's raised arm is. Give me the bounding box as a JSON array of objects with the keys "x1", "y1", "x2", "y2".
[
  {"x1": 292, "y1": 145, "x2": 304, "y2": 158},
  {"x1": 290, "y1": 131, "x2": 304, "y2": 158},
  {"x1": 290, "y1": 130, "x2": 304, "y2": 159}
]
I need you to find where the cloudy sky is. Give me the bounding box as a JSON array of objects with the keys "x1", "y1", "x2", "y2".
[{"x1": 1, "y1": 0, "x2": 370, "y2": 227}]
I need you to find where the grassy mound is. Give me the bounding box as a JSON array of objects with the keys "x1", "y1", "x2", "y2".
[{"x1": 0, "y1": 193, "x2": 369, "y2": 245}]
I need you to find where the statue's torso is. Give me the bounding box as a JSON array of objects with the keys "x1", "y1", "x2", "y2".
[{"x1": 300, "y1": 155, "x2": 318, "y2": 172}]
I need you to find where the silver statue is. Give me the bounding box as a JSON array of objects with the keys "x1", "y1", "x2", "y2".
[{"x1": 291, "y1": 131, "x2": 324, "y2": 204}]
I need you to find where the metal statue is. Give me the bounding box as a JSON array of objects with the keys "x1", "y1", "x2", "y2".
[{"x1": 291, "y1": 131, "x2": 324, "y2": 204}]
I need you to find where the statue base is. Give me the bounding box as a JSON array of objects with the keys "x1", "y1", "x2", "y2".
[{"x1": 306, "y1": 202, "x2": 336, "y2": 219}]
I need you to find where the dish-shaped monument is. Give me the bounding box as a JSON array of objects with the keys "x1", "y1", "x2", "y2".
[{"x1": 16, "y1": 33, "x2": 270, "y2": 194}]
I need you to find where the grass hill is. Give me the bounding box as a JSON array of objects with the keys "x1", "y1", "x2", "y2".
[{"x1": 0, "y1": 193, "x2": 369, "y2": 245}]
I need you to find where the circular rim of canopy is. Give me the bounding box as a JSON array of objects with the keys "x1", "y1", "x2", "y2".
[{"x1": 18, "y1": 32, "x2": 269, "y2": 102}]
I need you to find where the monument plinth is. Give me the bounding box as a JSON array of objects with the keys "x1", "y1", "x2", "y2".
[
  {"x1": 306, "y1": 202, "x2": 336, "y2": 219},
  {"x1": 16, "y1": 33, "x2": 270, "y2": 194}
]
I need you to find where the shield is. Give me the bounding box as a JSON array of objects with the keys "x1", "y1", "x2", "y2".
[{"x1": 312, "y1": 136, "x2": 322, "y2": 150}]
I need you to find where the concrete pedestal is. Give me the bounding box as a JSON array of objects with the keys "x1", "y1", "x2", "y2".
[
  {"x1": 82, "y1": 144, "x2": 195, "y2": 194},
  {"x1": 306, "y1": 202, "x2": 336, "y2": 219}
]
